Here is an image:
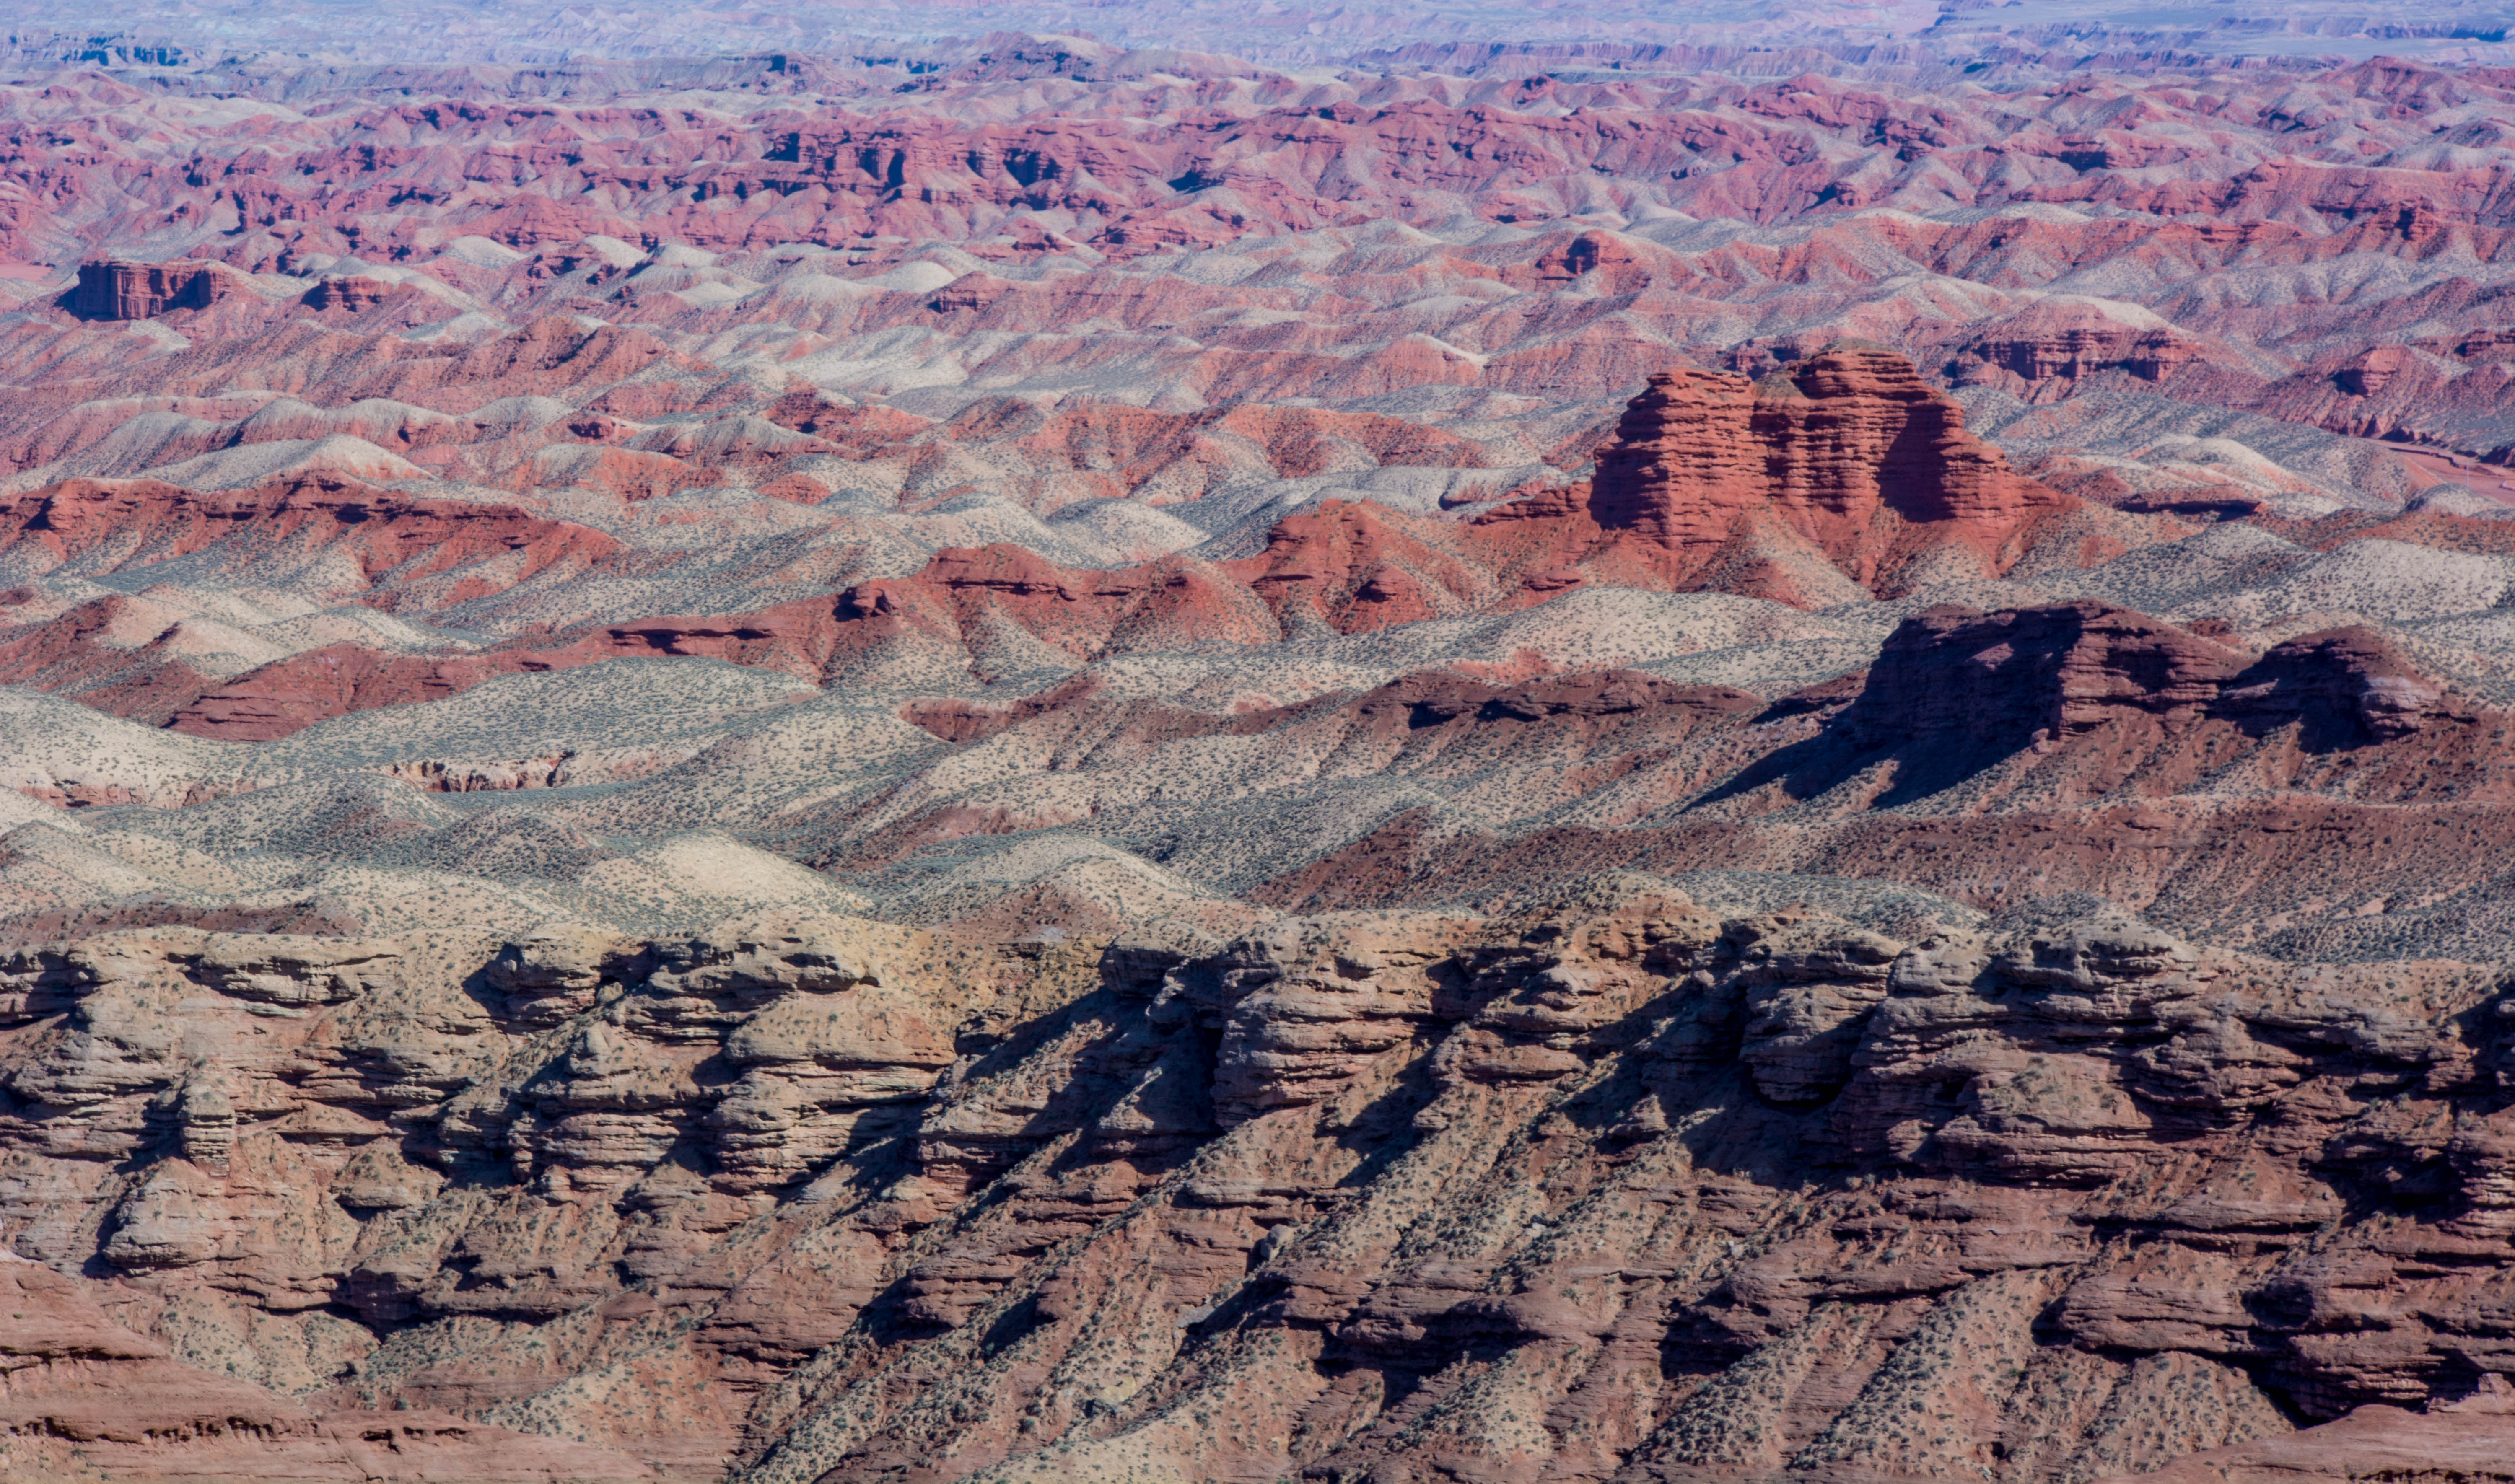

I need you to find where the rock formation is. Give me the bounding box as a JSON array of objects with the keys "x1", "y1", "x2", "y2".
[
  {"x1": 1568, "y1": 343, "x2": 2079, "y2": 598},
  {"x1": 0, "y1": 1248, "x2": 652, "y2": 1481},
  {"x1": 1943, "y1": 300, "x2": 2208, "y2": 401},
  {"x1": 0, "y1": 379, "x2": 2142, "y2": 739},
  {"x1": 1849, "y1": 602, "x2": 2467, "y2": 759},
  {"x1": 0, "y1": 29, "x2": 2511, "y2": 1484},
  {"x1": 71, "y1": 260, "x2": 233, "y2": 320},
  {"x1": 0, "y1": 893, "x2": 2502, "y2": 1482},
  {"x1": 301, "y1": 275, "x2": 403, "y2": 313}
]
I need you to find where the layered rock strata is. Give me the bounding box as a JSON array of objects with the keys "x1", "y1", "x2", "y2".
[
  {"x1": 70, "y1": 260, "x2": 233, "y2": 320},
  {"x1": 1568, "y1": 343, "x2": 2078, "y2": 598},
  {"x1": 1851, "y1": 603, "x2": 2458, "y2": 761},
  {"x1": 0, "y1": 894, "x2": 2507, "y2": 1482},
  {"x1": 1219, "y1": 597, "x2": 2515, "y2": 957},
  {"x1": 0, "y1": 1247, "x2": 653, "y2": 1482},
  {"x1": 0, "y1": 354, "x2": 2149, "y2": 740}
]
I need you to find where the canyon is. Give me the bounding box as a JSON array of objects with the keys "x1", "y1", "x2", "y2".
[{"x1": 1, "y1": 5, "x2": 2514, "y2": 1483}]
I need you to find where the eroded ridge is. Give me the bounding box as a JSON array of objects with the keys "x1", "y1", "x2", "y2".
[{"x1": 0, "y1": 893, "x2": 2505, "y2": 1483}]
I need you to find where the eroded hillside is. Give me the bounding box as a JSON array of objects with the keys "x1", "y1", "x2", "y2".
[
  {"x1": 4, "y1": 15, "x2": 2515, "y2": 1484},
  {"x1": 2, "y1": 890, "x2": 2511, "y2": 1484}
]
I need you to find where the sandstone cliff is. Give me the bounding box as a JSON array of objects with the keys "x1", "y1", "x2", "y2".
[
  {"x1": 1562, "y1": 342, "x2": 2079, "y2": 600},
  {"x1": 70, "y1": 261, "x2": 235, "y2": 321},
  {"x1": 0, "y1": 891, "x2": 2506, "y2": 1482}
]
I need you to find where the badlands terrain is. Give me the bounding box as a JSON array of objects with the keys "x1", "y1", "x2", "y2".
[{"x1": 4, "y1": 5, "x2": 2515, "y2": 1482}]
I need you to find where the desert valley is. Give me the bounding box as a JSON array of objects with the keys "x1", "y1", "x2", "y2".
[{"x1": 3, "y1": 2, "x2": 2515, "y2": 1481}]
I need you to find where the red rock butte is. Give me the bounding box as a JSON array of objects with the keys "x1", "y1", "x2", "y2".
[
  {"x1": 1578, "y1": 341, "x2": 2075, "y2": 594},
  {"x1": 71, "y1": 259, "x2": 233, "y2": 319}
]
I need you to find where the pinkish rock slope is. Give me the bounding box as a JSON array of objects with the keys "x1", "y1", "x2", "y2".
[{"x1": 0, "y1": 18, "x2": 2507, "y2": 1484}]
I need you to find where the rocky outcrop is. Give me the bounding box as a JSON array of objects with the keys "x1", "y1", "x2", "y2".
[
  {"x1": 0, "y1": 475, "x2": 620, "y2": 595},
  {"x1": 1237, "y1": 597, "x2": 2515, "y2": 956},
  {"x1": 0, "y1": 1251, "x2": 650, "y2": 1481},
  {"x1": 0, "y1": 894, "x2": 2506, "y2": 1482},
  {"x1": 1854, "y1": 602, "x2": 2468, "y2": 760},
  {"x1": 2219, "y1": 626, "x2": 2458, "y2": 742},
  {"x1": 1944, "y1": 301, "x2": 2208, "y2": 400},
  {"x1": 1963, "y1": 326, "x2": 2198, "y2": 385},
  {"x1": 1478, "y1": 344, "x2": 2085, "y2": 603},
  {"x1": 1583, "y1": 367, "x2": 1768, "y2": 543},
  {"x1": 1851, "y1": 601, "x2": 2249, "y2": 756},
  {"x1": 71, "y1": 259, "x2": 233, "y2": 320},
  {"x1": 1747, "y1": 342, "x2": 2063, "y2": 530},
  {"x1": 1595, "y1": 344, "x2": 2074, "y2": 585},
  {"x1": 2101, "y1": 1380, "x2": 2515, "y2": 1484},
  {"x1": 300, "y1": 275, "x2": 399, "y2": 313}
]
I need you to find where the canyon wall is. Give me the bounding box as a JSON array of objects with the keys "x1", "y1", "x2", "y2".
[{"x1": 0, "y1": 893, "x2": 2509, "y2": 1484}]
